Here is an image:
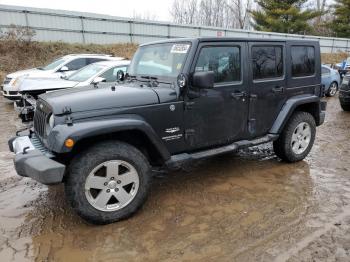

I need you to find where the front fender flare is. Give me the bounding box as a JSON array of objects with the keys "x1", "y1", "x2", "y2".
[
  {"x1": 48, "y1": 117, "x2": 171, "y2": 161},
  {"x1": 270, "y1": 95, "x2": 322, "y2": 134}
]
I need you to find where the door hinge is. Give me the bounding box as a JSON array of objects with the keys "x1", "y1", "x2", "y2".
[{"x1": 185, "y1": 129, "x2": 195, "y2": 140}]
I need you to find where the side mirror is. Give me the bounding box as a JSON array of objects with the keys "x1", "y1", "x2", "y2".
[
  {"x1": 60, "y1": 66, "x2": 69, "y2": 72},
  {"x1": 92, "y1": 77, "x2": 106, "y2": 84},
  {"x1": 116, "y1": 70, "x2": 125, "y2": 81},
  {"x1": 192, "y1": 71, "x2": 215, "y2": 89}
]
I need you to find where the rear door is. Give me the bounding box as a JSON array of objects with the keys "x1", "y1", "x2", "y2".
[
  {"x1": 184, "y1": 42, "x2": 249, "y2": 149},
  {"x1": 248, "y1": 42, "x2": 286, "y2": 137}
]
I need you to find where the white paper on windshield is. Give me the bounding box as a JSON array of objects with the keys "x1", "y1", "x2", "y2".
[{"x1": 171, "y1": 44, "x2": 190, "y2": 54}]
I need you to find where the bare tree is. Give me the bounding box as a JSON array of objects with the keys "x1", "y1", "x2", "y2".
[
  {"x1": 132, "y1": 10, "x2": 158, "y2": 21},
  {"x1": 226, "y1": 0, "x2": 252, "y2": 29},
  {"x1": 170, "y1": 0, "x2": 199, "y2": 24},
  {"x1": 171, "y1": 0, "x2": 252, "y2": 29}
]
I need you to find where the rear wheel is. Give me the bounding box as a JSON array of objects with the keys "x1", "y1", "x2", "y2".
[
  {"x1": 65, "y1": 141, "x2": 151, "y2": 224},
  {"x1": 340, "y1": 103, "x2": 350, "y2": 111},
  {"x1": 326, "y1": 81, "x2": 338, "y2": 97},
  {"x1": 273, "y1": 112, "x2": 316, "y2": 162}
]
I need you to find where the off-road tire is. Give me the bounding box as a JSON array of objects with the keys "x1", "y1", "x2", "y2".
[
  {"x1": 340, "y1": 103, "x2": 350, "y2": 111},
  {"x1": 65, "y1": 141, "x2": 151, "y2": 225},
  {"x1": 273, "y1": 111, "x2": 316, "y2": 163}
]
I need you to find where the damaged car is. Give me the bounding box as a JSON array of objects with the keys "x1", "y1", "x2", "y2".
[{"x1": 16, "y1": 60, "x2": 130, "y2": 122}]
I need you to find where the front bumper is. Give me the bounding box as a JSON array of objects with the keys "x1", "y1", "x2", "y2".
[
  {"x1": 2, "y1": 91, "x2": 21, "y2": 100},
  {"x1": 9, "y1": 133, "x2": 65, "y2": 185},
  {"x1": 2, "y1": 83, "x2": 21, "y2": 100}
]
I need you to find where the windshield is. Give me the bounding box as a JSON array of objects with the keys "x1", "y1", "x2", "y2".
[
  {"x1": 67, "y1": 63, "x2": 106, "y2": 82},
  {"x1": 40, "y1": 58, "x2": 68, "y2": 71},
  {"x1": 128, "y1": 42, "x2": 191, "y2": 78}
]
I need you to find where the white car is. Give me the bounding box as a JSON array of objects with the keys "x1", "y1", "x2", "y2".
[
  {"x1": 16, "y1": 60, "x2": 130, "y2": 122},
  {"x1": 2, "y1": 54, "x2": 124, "y2": 100}
]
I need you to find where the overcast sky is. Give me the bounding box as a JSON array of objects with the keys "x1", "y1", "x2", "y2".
[{"x1": 0, "y1": 0, "x2": 174, "y2": 21}]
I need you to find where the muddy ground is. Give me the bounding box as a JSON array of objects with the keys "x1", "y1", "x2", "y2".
[{"x1": 0, "y1": 96, "x2": 349, "y2": 262}]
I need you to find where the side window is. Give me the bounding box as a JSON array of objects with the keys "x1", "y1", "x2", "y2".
[
  {"x1": 252, "y1": 46, "x2": 283, "y2": 80},
  {"x1": 322, "y1": 67, "x2": 330, "y2": 75},
  {"x1": 195, "y1": 46, "x2": 241, "y2": 83},
  {"x1": 100, "y1": 66, "x2": 127, "y2": 82},
  {"x1": 65, "y1": 58, "x2": 87, "y2": 71},
  {"x1": 87, "y1": 58, "x2": 106, "y2": 64},
  {"x1": 291, "y1": 46, "x2": 315, "y2": 77}
]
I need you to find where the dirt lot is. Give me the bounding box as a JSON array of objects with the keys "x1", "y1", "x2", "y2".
[{"x1": 0, "y1": 95, "x2": 349, "y2": 262}]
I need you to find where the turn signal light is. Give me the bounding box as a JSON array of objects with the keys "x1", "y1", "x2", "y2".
[{"x1": 65, "y1": 138, "x2": 75, "y2": 148}]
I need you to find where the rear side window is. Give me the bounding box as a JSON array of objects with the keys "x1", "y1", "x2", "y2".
[
  {"x1": 195, "y1": 46, "x2": 241, "y2": 83},
  {"x1": 252, "y1": 46, "x2": 283, "y2": 80},
  {"x1": 291, "y1": 46, "x2": 315, "y2": 77},
  {"x1": 65, "y1": 58, "x2": 88, "y2": 71},
  {"x1": 87, "y1": 58, "x2": 106, "y2": 64}
]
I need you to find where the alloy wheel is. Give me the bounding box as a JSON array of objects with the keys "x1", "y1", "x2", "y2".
[{"x1": 85, "y1": 160, "x2": 139, "y2": 212}]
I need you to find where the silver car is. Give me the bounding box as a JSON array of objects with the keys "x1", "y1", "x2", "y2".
[
  {"x1": 2, "y1": 54, "x2": 124, "y2": 100},
  {"x1": 17, "y1": 60, "x2": 130, "y2": 122}
]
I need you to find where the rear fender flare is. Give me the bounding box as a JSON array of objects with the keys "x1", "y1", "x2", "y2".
[{"x1": 270, "y1": 95, "x2": 321, "y2": 134}]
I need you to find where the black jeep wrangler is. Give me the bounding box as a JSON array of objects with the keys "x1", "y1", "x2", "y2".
[{"x1": 9, "y1": 38, "x2": 326, "y2": 224}]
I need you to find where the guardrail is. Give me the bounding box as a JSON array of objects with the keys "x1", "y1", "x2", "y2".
[{"x1": 1, "y1": 4, "x2": 350, "y2": 53}]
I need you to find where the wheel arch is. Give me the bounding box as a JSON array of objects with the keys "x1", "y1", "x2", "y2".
[
  {"x1": 270, "y1": 95, "x2": 323, "y2": 134},
  {"x1": 48, "y1": 116, "x2": 171, "y2": 165}
]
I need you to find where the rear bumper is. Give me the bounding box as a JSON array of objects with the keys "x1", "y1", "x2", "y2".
[
  {"x1": 339, "y1": 90, "x2": 350, "y2": 105},
  {"x1": 9, "y1": 134, "x2": 65, "y2": 185}
]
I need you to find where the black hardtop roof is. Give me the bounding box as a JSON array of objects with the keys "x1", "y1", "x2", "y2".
[{"x1": 140, "y1": 37, "x2": 319, "y2": 46}]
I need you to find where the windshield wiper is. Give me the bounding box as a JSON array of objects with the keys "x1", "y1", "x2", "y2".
[
  {"x1": 140, "y1": 76, "x2": 160, "y2": 87},
  {"x1": 141, "y1": 76, "x2": 158, "y2": 80}
]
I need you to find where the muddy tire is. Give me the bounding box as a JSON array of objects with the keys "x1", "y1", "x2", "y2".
[
  {"x1": 326, "y1": 81, "x2": 338, "y2": 97},
  {"x1": 65, "y1": 141, "x2": 151, "y2": 225},
  {"x1": 273, "y1": 111, "x2": 316, "y2": 163},
  {"x1": 340, "y1": 103, "x2": 350, "y2": 111}
]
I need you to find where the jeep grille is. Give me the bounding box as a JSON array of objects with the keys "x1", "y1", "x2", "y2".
[{"x1": 33, "y1": 100, "x2": 51, "y2": 139}]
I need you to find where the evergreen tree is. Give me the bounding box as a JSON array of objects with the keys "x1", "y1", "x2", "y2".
[
  {"x1": 328, "y1": 0, "x2": 350, "y2": 37},
  {"x1": 250, "y1": 0, "x2": 320, "y2": 34}
]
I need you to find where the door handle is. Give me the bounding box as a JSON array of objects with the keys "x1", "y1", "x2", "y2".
[
  {"x1": 272, "y1": 86, "x2": 284, "y2": 93},
  {"x1": 231, "y1": 91, "x2": 246, "y2": 100}
]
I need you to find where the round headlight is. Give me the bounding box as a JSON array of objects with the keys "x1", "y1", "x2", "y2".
[{"x1": 48, "y1": 114, "x2": 55, "y2": 129}]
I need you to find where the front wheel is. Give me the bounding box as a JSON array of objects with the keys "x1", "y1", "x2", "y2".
[
  {"x1": 273, "y1": 112, "x2": 316, "y2": 163},
  {"x1": 65, "y1": 141, "x2": 151, "y2": 224}
]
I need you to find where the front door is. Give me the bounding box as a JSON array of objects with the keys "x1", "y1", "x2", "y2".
[
  {"x1": 184, "y1": 42, "x2": 249, "y2": 150},
  {"x1": 248, "y1": 42, "x2": 287, "y2": 137}
]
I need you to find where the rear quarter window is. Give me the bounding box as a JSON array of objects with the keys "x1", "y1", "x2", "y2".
[{"x1": 291, "y1": 46, "x2": 315, "y2": 77}]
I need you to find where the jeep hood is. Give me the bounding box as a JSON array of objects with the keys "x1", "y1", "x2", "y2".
[
  {"x1": 18, "y1": 77, "x2": 79, "y2": 92},
  {"x1": 39, "y1": 83, "x2": 177, "y2": 115}
]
